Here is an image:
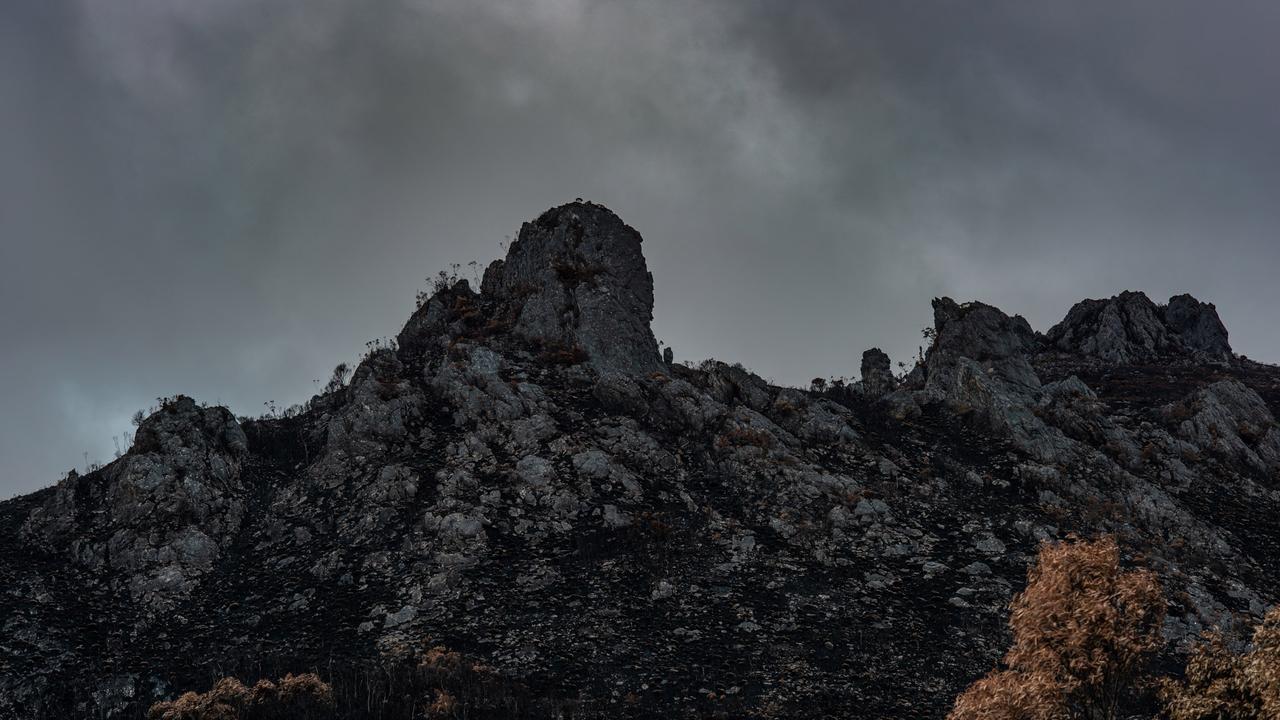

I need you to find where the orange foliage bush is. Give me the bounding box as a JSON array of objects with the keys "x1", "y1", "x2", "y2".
[
  {"x1": 1161, "y1": 606, "x2": 1280, "y2": 719},
  {"x1": 148, "y1": 673, "x2": 335, "y2": 720},
  {"x1": 425, "y1": 689, "x2": 458, "y2": 719},
  {"x1": 949, "y1": 535, "x2": 1165, "y2": 720},
  {"x1": 371, "y1": 640, "x2": 512, "y2": 718},
  {"x1": 947, "y1": 667, "x2": 1064, "y2": 720}
]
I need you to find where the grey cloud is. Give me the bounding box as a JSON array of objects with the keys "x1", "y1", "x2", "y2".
[{"x1": 3, "y1": 0, "x2": 1278, "y2": 494}]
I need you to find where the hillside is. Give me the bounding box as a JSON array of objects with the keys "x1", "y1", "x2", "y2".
[{"x1": 4, "y1": 201, "x2": 1280, "y2": 719}]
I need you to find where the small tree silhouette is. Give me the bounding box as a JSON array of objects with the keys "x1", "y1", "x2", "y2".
[
  {"x1": 949, "y1": 535, "x2": 1165, "y2": 720},
  {"x1": 323, "y1": 362, "x2": 351, "y2": 394}
]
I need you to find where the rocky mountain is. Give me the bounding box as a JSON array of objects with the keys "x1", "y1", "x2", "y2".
[{"x1": 4, "y1": 201, "x2": 1279, "y2": 719}]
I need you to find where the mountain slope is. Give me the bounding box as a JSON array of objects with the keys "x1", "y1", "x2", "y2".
[{"x1": 4, "y1": 201, "x2": 1280, "y2": 719}]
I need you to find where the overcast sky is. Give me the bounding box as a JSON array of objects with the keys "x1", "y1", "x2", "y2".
[{"x1": 3, "y1": 1, "x2": 1279, "y2": 495}]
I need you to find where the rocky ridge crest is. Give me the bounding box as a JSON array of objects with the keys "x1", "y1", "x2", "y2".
[{"x1": 2, "y1": 201, "x2": 1278, "y2": 719}]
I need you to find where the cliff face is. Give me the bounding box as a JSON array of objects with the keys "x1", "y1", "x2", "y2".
[{"x1": 4, "y1": 201, "x2": 1280, "y2": 719}]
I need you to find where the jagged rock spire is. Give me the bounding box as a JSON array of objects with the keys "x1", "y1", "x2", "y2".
[
  {"x1": 859, "y1": 348, "x2": 895, "y2": 399},
  {"x1": 480, "y1": 201, "x2": 661, "y2": 374}
]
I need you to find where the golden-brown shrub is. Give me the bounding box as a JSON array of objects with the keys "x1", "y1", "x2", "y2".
[
  {"x1": 148, "y1": 678, "x2": 249, "y2": 720},
  {"x1": 420, "y1": 645, "x2": 466, "y2": 673},
  {"x1": 1161, "y1": 607, "x2": 1280, "y2": 719},
  {"x1": 263, "y1": 673, "x2": 336, "y2": 719},
  {"x1": 949, "y1": 535, "x2": 1165, "y2": 720},
  {"x1": 425, "y1": 689, "x2": 458, "y2": 719},
  {"x1": 947, "y1": 668, "x2": 1063, "y2": 720},
  {"x1": 148, "y1": 673, "x2": 335, "y2": 720},
  {"x1": 772, "y1": 397, "x2": 800, "y2": 416}
]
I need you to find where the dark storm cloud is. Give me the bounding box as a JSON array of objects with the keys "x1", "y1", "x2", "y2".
[{"x1": 3, "y1": 1, "x2": 1279, "y2": 494}]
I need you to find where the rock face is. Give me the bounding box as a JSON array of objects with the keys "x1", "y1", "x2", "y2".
[
  {"x1": 2, "y1": 202, "x2": 1278, "y2": 720},
  {"x1": 1047, "y1": 291, "x2": 1232, "y2": 363},
  {"x1": 481, "y1": 201, "x2": 661, "y2": 374}
]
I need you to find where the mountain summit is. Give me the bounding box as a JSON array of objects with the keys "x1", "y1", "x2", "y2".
[{"x1": 4, "y1": 202, "x2": 1279, "y2": 719}]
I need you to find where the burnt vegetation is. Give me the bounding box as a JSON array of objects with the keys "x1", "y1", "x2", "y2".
[{"x1": 145, "y1": 642, "x2": 573, "y2": 720}]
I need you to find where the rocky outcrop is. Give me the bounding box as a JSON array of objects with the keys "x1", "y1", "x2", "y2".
[
  {"x1": 480, "y1": 201, "x2": 661, "y2": 374},
  {"x1": 2, "y1": 202, "x2": 1278, "y2": 720},
  {"x1": 1047, "y1": 291, "x2": 1171, "y2": 363},
  {"x1": 1165, "y1": 294, "x2": 1232, "y2": 360},
  {"x1": 1170, "y1": 380, "x2": 1280, "y2": 474},
  {"x1": 22, "y1": 396, "x2": 247, "y2": 609},
  {"x1": 921, "y1": 297, "x2": 1042, "y2": 394},
  {"x1": 860, "y1": 348, "x2": 896, "y2": 399},
  {"x1": 890, "y1": 297, "x2": 1049, "y2": 450},
  {"x1": 1047, "y1": 291, "x2": 1232, "y2": 363}
]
